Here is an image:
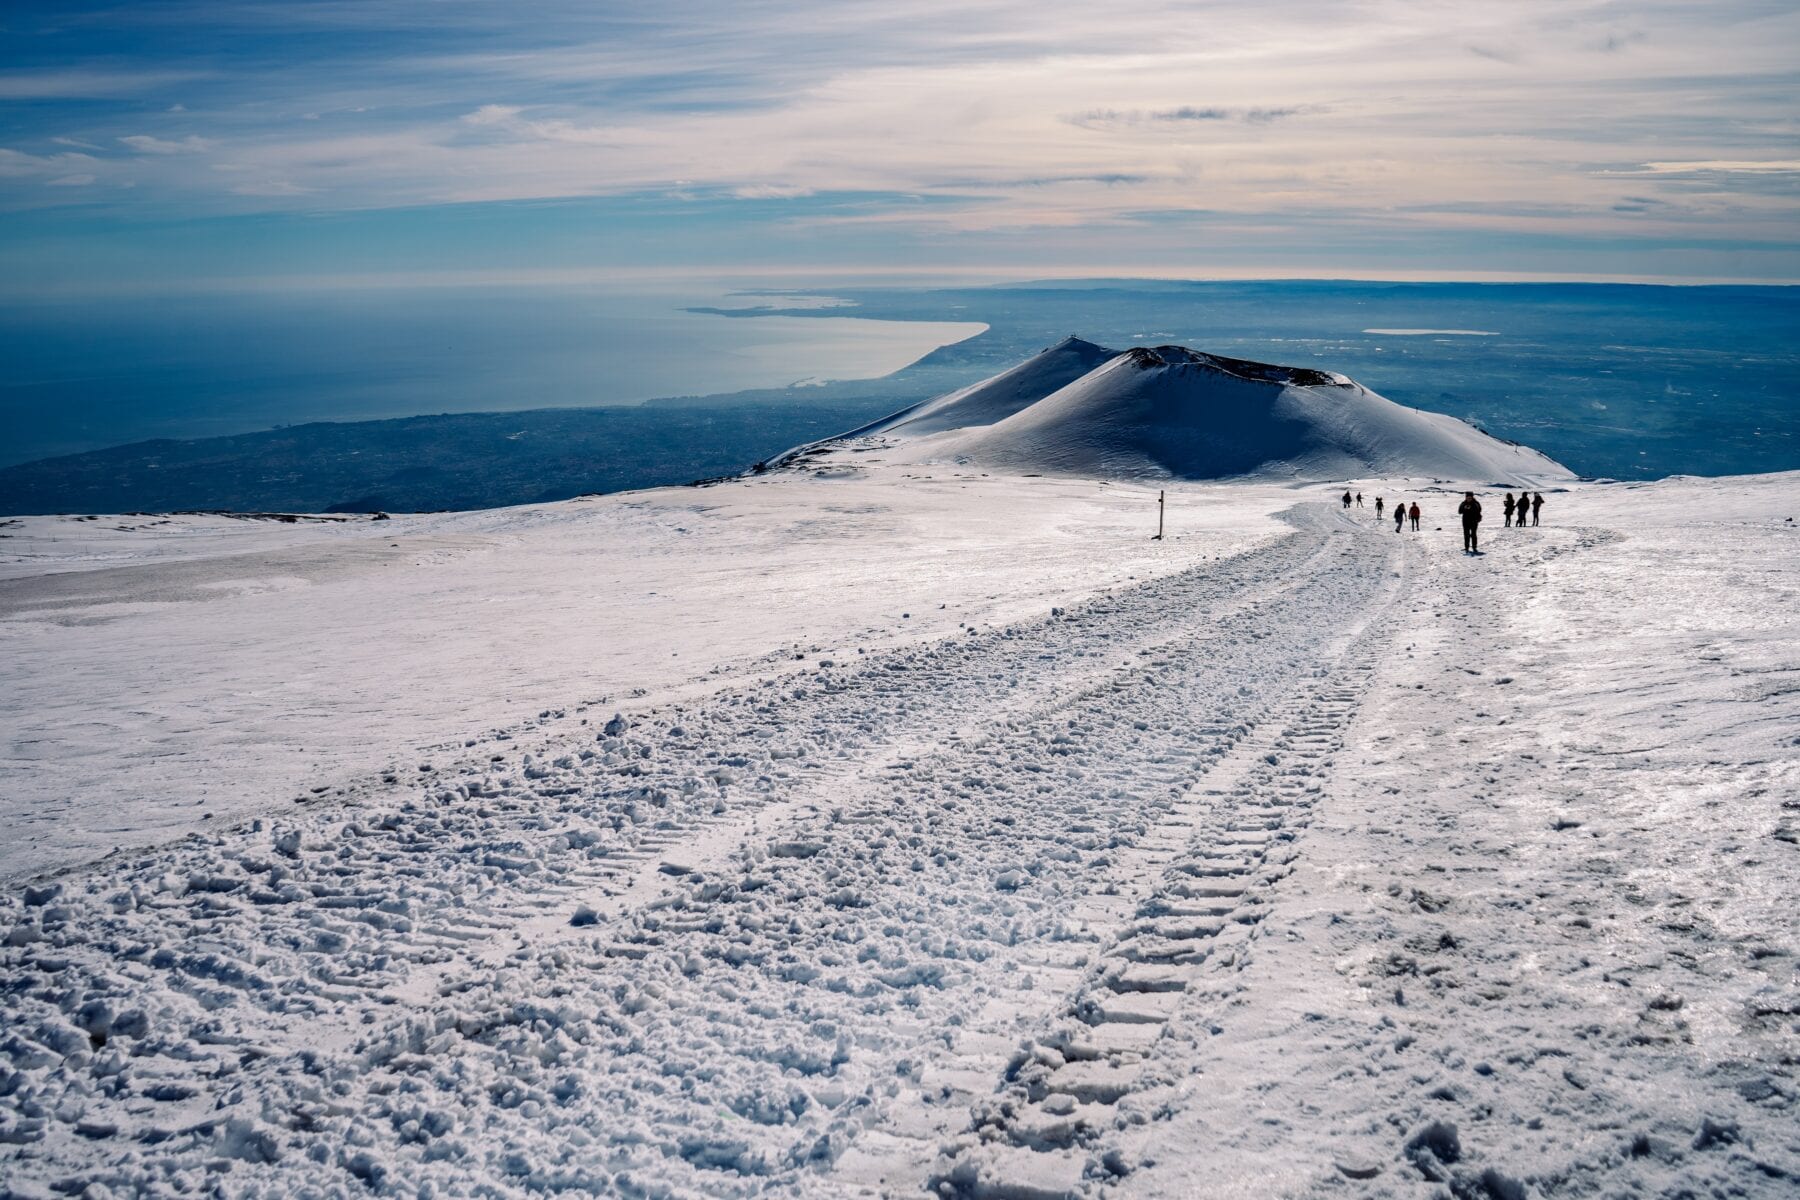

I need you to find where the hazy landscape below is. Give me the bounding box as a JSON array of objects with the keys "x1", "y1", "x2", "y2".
[
  {"x1": 0, "y1": 286, "x2": 984, "y2": 468},
  {"x1": 0, "y1": 403, "x2": 890, "y2": 516},
  {"x1": 3, "y1": 280, "x2": 1795, "y2": 515}
]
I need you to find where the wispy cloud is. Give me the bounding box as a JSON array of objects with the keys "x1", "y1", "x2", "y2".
[
  {"x1": 732, "y1": 184, "x2": 816, "y2": 199},
  {"x1": 1, "y1": 0, "x2": 1797, "y2": 281},
  {"x1": 1590, "y1": 29, "x2": 1647, "y2": 53},
  {"x1": 0, "y1": 147, "x2": 99, "y2": 178},
  {"x1": 0, "y1": 68, "x2": 203, "y2": 99},
  {"x1": 119, "y1": 134, "x2": 213, "y2": 155},
  {"x1": 1465, "y1": 44, "x2": 1525, "y2": 65},
  {"x1": 1637, "y1": 160, "x2": 1800, "y2": 173},
  {"x1": 1066, "y1": 106, "x2": 1311, "y2": 129},
  {"x1": 228, "y1": 179, "x2": 313, "y2": 196}
]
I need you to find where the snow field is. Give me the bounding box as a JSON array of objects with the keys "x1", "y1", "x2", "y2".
[
  {"x1": 0, "y1": 504, "x2": 1395, "y2": 1195},
  {"x1": 0, "y1": 471, "x2": 1280, "y2": 882},
  {"x1": 1102, "y1": 484, "x2": 1800, "y2": 1198},
  {"x1": 2, "y1": 471, "x2": 1795, "y2": 1198}
]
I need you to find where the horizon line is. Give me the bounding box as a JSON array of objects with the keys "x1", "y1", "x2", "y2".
[{"x1": 6, "y1": 264, "x2": 1799, "y2": 301}]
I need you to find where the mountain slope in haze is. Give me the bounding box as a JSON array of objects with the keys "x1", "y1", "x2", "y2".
[
  {"x1": 0, "y1": 402, "x2": 892, "y2": 516},
  {"x1": 822, "y1": 341, "x2": 1574, "y2": 483}
]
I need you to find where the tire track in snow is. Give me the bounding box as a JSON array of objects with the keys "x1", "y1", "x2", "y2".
[
  {"x1": 910, "y1": 614, "x2": 1395, "y2": 1199},
  {"x1": 1091, "y1": 513, "x2": 1800, "y2": 1199},
  {"x1": 0, "y1": 503, "x2": 1401, "y2": 1196},
  {"x1": 377, "y1": 522, "x2": 1360, "y2": 1006}
]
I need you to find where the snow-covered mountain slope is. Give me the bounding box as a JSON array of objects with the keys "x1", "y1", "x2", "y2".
[
  {"x1": 768, "y1": 335, "x2": 1119, "y2": 468},
  {"x1": 0, "y1": 473, "x2": 1286, "y2": 882},
  {"x1": 858, "y1": 335, "x2": 1120, "y2": 437},
  {"x1": 803, "y1": 341, "x2": 1573, "y2": 484},
  {"x1": 2, "y1": 468, "x2": 1796, "y2": 1198}
]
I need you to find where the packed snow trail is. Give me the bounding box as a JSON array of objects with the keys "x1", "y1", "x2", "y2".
[
  {"x1": 895, "y1": 501, "x2": 1798, "y2": 1200},
  {"x1": 1089, "y1": 507, "x2": 1800, "y2": 1200},
  {"x1": 909, "y1": 623, "x2": 1392, "y2": 1199},
  {"x1": 0, "y1": 502, "x2": 1401, "y2": 1195}
]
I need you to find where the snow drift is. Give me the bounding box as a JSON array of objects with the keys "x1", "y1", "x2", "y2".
[{"x1": 819, "y1": 339, "x2": 1573, "y2": 483}]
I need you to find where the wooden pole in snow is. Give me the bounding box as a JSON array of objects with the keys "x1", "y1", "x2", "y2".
[{"x1": 1155, "y1": 490, "x2": 1165, "y2": 540}]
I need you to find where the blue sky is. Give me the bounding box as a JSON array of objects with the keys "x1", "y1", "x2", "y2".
[{"x1": 3, "y1": 0, "x2": 1798, "y2": 292}]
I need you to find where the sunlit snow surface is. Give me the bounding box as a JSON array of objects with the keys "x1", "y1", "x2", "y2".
[
  {"x1": 0, "y1": 470, "x2": 1270, "y2": 882},
  {"x1": 1, "y1": 464, "x2": 1796, "y2": 1196}
]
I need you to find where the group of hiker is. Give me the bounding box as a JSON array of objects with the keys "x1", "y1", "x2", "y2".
[
  {"x1": 1367, "y1": 493, "x2": 1423, "y2": 532},
  {"x1": 1345, "y1": 489, "x2": 1546, "y2": 554}
]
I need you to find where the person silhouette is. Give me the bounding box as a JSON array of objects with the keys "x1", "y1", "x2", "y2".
[
  {"x1": 1532, "y1": 492, "x2": 1544, "y2": 526},
  {"x1": 1409, "y1": 501, "x2": 1421, "y2": 531},
  {"x1": 1503, "y1": 492, "x2": 1516, "y2": 527},
  {"x1": 1458, "y1": 492, "x2": 1483, "y2": 553},
  {"x1": 1375, "y1": 496, "x2": 1384, "y2": 519},
  {"x1": 1394, "y1": 503, "x2": 1405, "y2": 533}
]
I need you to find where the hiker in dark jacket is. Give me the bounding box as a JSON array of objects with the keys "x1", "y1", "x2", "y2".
[
  {"x1": 1502, "y1": 492, "x2": 1516, "y2": 527},
  {"x1": 1409, "y1": 501, "x2": 1421, "y2": 531},
  {"x1": 1375, "y1": 496, "x2": 1384, "y2": 519},
  {"x1": 1458, "y1": 492, "x2": 1483, "y2": 553},
  {"x1": 1394, "y1": 503, "x2": 1405, "y2": 533},
  {"x1": 1532, "y1": 492, "x2": 1544, "y2": 525},
  {"x1": 1342, "y1": 490, "x2": 1352, "y2": 509}
]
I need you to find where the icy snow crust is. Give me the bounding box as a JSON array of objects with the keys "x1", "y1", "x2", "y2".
[
  {"x1": 805, "y1": 338, "x2": 1573, "y2": 485},
  {"x1": 2, "y1": 464, "x2": 1797, "y2": 1197}
]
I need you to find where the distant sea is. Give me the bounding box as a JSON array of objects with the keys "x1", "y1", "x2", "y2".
[
  {"x1": 0, "y1": 287, "x2": 984, "y2": 468},
  {"x1": 5, "y1": 279, "x2": 1796, "y2": 482}
]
